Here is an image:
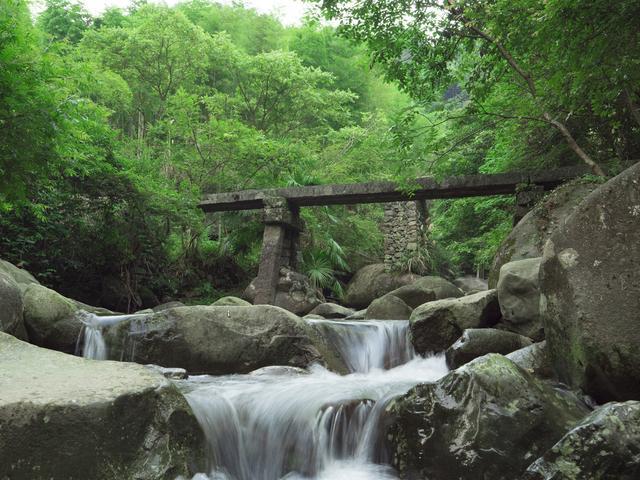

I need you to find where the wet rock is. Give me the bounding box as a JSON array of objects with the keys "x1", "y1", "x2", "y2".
[
  {"x1": 343, "y1": 264, "x2": 420, "y2": 309},
  {"x1": 104, "y1": 305, "x2": 344, "y2": 375},
  {"x1": 0, "y1": 272, "x2": 27, "y2": 340},
  {"x1": 489, "y1": 181, "x2": 600, "y2": 287},
  {"x1": 308, "y1": 302, "x2": 355, "y2": 319},
  {"x1": 303, "y1": 313, "x2": 326, "y2": 320},
  {"x1": 386, "y1": 283, "x2": 436, "y2": 309},
  {"x1": 153, "y1": 301, "x2": 185, "y2": 312},
  {"x1": 387, "y1": 354, "x2": 590, "y2": 480},
  {"x1": 0, "y1": 258, "x2": 40, "y2": 287},
  {"x1": 506, "y1": 341, "x2": 553, "y2": 379},
  {"x1": 345, "y1": 309, "x2": 367, "y2": 320},
  {"x1": 210, "y1": 296, "x2": 251, "y2": 307},
  {"x1": 453, "y1": 276, "x2": 488, "y2": 294},
  {"x1": 365, "y1": 294, "x2": 413, "y2": 320},
  {"x1": 540, "y1": 162, "x2": 640, "y2": 402},
  {"x1": 22, "y1": 283, "x2": 82, "y2": 353},
  {"x1": 0, "y1": 332, "x2": 202, "y2": 480},
  {"x1": 523, "y1": 401, "x2": 640, "y2": 480},
  {"x1": 412, "y1": 276, "x2": 464, "y2": 300},
  {"x1": 244, "y1": 267, "x2": 324, "y2": 315},
  {"x1": 497, "y1": 258, "x2": 544, "y2": 341},
  {"x1": 144, "y1": 364, "x2": 188, "y2": 380},
  {"x1": 445, "y1": 328, "x2": 533, "y2": 368},
  {"x1": 409, "y1": 289, "x2": 500, "y2": 353}
]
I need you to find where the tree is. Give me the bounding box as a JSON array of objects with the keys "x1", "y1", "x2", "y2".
[
  {"x1": 37, "y1": 0, "x2": 92, "y2": 43},
  {"x1": 315, "y1": 0, "x2": 640, "y2": 176}
]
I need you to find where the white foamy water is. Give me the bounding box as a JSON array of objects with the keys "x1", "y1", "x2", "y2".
[
  {"x1": 75, "y1": 311, "x2": 149, "y2": 360},
  {"x1": 179, "y1": 319, "x2": 448, "y2": 480}
]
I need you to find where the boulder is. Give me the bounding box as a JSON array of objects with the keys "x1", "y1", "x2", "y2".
[
  {"x1": 343, "y1": 264, "x2": 420, "y2": 309},
  {"x1": 453, "y1": 275, "x2": 488, "y2": 294},
  {"x1": 387, "y1": 354, "x2": 590, "y2": 480},
  {"x1": 0, "y1": 272, "x2": 27, "y2": 340},
  {"x1": 410, "y1": 289, "x2": 500, "y2": 353},
  {"x1": 523, "y1": 401, "x2": 640, "y2": 480},
  {"x1": 153, "y1": 301, "x2": 186, "y2": 312},
  {"x1": 412, "y1": 276, "x2": 464, "y2": 300},
  {"x1": 22, "y1": 283, "x2": 82, "y2": 353},
  {"x1": 540, "y1": 162, "x2": 640, "y2": 402},
  {"x1": 385, "y1": 283, "x2": 436, "y2": 309},
  {"x1": 0, "y1": 258, "x2": 40, "y2": 286},
  {"x1": 308, "y1": 302, "x2": 355, "y2": 319},
  {"x1": 0, "y1": 332, "x2": 202, "y2": 480},
  {"x1": 445, "y1": 328, "x2": 533, "y2": 368},
  {"x1": 210, "y1": 296, "x2": 251, "y2": 307},
  {"x1": 244, "y1": 267, "x2": 324, "y2": 315},
  {"x1": 345, "y1": 309, "x2": 367, "y2": 320},
  {"x1": 144, "y1": 364, "x2": 188, "y2": 380},
  {"x1": 489, "y1": 181, "x2": 600, "y2": 287},
  {"x1": 104, "y1": 305, "x2": 344, "y2": 375},
  {"x1": 365, "y1": 294, "x2": 413, "y2": 320},
  {"x1": 506, "y1": 341, "x2": 553, "y2": 379},
  {"x1": 497, "y1": 257, "x2": 544, "y2": 341}
]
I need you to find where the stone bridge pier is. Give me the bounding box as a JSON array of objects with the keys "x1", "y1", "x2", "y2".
[{"x1": 253, "y1": 196, "x2": 303, "y2": 305}]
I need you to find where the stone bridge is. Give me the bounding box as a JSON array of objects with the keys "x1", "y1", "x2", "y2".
[{"x1": 199, "y1": 167, "x2": 586, "y2": 305}]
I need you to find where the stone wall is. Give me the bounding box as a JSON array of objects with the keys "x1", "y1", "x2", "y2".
[{"x1": 382, "y1": 200, "x2": 429, "y2": 272}]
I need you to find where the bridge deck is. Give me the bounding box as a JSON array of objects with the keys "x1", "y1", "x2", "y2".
[{"x1": 198, "y1": 166, "x2": 586, "y2": 212}]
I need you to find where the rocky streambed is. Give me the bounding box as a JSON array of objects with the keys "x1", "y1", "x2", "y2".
[{"x1": 1, "y1": 162, "x2": 639, "y2": 479}]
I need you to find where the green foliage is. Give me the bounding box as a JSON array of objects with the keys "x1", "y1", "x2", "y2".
[{"x1": 37, "y1": 0, "x2": 91, "y2": 43}]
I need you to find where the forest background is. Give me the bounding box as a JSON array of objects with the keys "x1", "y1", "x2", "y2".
[{"x1": 1, "y1": 0, "x2": 638, "y2": 311}]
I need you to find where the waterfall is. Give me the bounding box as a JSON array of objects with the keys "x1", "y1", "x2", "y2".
[
  {"x1": 75, "y1": 311, "x2": 149, "y2": 360},
  {"x1": 179, "y1": 319, "x2": 448, "y2": 480}
]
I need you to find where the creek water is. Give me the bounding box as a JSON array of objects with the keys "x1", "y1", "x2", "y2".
[
  {"x1": 178, "y1": 319, "x2": 448, "y2": 480},
  {"x1": 75, "y1": 311, "x2": 149, "y2": 360}
]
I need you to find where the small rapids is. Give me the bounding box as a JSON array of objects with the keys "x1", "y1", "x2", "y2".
[
  {"x1": 75, "y1": 311, "x2": 149, "y2": 360},
  {"x1": 178, "y1": 319, "x2": 448, "y2": 480}
]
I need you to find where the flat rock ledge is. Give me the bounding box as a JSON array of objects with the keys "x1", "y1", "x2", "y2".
[{"x1": 0, "y1": 332, "x2": 202, "y2": 480}]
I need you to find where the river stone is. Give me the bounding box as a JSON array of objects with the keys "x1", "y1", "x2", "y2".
[
  {"x1": 489, "y1": 181, "x2": 600, "y2": 287},
  {"x1": 497, "y1": 257, "x2": 544, "y2": 341},
  {"x1": 540, "y1": 162, "x2": 640, "y2": 402},
  {"x1": 144, "y1": 364, "x2": 188, "y2": 380},
  {"x1": 385, "y1": 283, "x2": 437, "y2": 309},
  {"x1": 0, "y1": 258, "x2": 40, "y2": 286},
  {"x1": 345, "y1": 309, "x2": 367, "y2": 320},
  {"x1": 522, "y1": 401, "x2": 640, "y2": 480},
  {"x1": 343, "y1": 263, "x2": 420, "y2": 309},
  {"x1": 0, "y1": 332, "x2": 202, "y2": 480},
  {"x1": 412, "y1": 276, "x2": 464, "y2": 300},
  {"x1": 506, "y1": 341, "x2": 553, "y2": 379},
  {"x1": 104, "y1": 305, "x2": 344, "y2": 375},
  {"x1": 445, "y1": 328, "x2": 533, "y2": 368},
  {"x1": 22, "y1": 283, "x2": 82, "y2": 353},
  {"x1": 453, "y1": 275, "x2": 488, "y2": 294},
  {"x1": 409, "y1": 289, "x2": 500, "y2": 353},
  {"x1": 0, "y1": 272, "x2": 27, "y2": 340},
  {"x1": 153, "y1": 301, "x2": 186, "y2": 311},
  {"x1": 387, "y1": 354, "x2": 590, "y2": 480},
  {"x1": 211, "y1": 296, "x2": 252, "y2": 307},
  {"x1": 308, "y1": 302, "x2": 355, "y2": 319},
  {"x1": 365, "y1": 294, "x2": 413, "y2": 320}
]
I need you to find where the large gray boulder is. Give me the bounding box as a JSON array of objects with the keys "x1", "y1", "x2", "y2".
[
  {"x1": 412, "y1": 276, "x2": 464, "y2": 300},
  {"x1": 489, "y1": 181, "x2": 600, "y2": 287},
  {"x1": 445, "y1": 328, "x2": 533, "y2": 368},
  {"x1": 540, "y1": 162, "x2": 640, "y2": 402},
  {"x1": 104, "y1": 305, "x2": 344, "y2": 375},
  {"x1": 0, "y1": 332, "x2": 202, "y2": 480},
  {"x1": 387, "y1": 354, "x2": 590, "y2": 480},
  {"x1": 343, "y1": 264, "x2": 420, "y2": 309},
  {"x1": 506, "y1": 341, "x2": 553, "y2": 379},
  {"x1": 210, "y1": 296, "x2": 252, "y2": 307},
  {"x1": 0, "y1": 259, "x2": 40, "y2": 287},
  {"x1": 0, "y1": 272, "x2": 27, "y2": 340},
  {"x1": 22, "y1": 283, "x2": 82, "y2": 353},
  {"x1": 365, "y1": 294, "x2": 413, "y2": 320},
  {"x1": 497, "y1": 257, "x2": 544, "y2": 341},
  {"x1": 308, "y1": 302, "x2": 355, "y2": 319},
  {"x1": 409, "y1": 289, "x2": 500, "y2": 353},
  {"x1": 244, "y1": 267, "x2": 324, "y2": 315},
  {"x1": 523, "y1": 401, "x2": 640, "y2": 480},
  {"x1": 453, "y1": 276, "x2": 488, "y2": 294}
]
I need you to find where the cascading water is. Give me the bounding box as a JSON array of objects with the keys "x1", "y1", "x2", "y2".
[
  {"x1": 179, "y1": 319, "x2": 448, "y2": 480},
  {"x1": 75, "y1": 311, "x2": 149, "y2": 360}
]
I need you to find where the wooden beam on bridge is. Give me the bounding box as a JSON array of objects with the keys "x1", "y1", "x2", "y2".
[{"x1": 198, "y1": 166, "x2": 587, "y2": 212}]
